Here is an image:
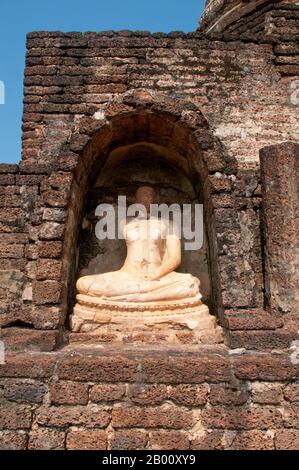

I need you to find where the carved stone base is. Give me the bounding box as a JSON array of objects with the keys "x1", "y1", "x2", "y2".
[{"x1": 70, "y1": 295, "x2": 223, "y2": 345}]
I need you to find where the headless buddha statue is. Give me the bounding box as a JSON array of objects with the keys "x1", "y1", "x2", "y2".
[{"x1": 76, "y1": 186, "x2": 202, "y2": 304}]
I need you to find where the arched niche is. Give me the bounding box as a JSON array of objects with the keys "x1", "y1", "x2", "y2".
[
  {"x1": 61, "y1": 90, "x2": 237, "y2": 329},
  {"x1": 77, "y1": 142, "x2": 212, "y2": 309}
]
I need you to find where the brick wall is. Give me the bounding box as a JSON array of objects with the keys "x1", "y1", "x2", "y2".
[
  {"x1": 0, "y1": 348, "x2": 298, "y2": 450},
  {"x1": 0, "y1": 2, "x2": 298, "y2": 450}
]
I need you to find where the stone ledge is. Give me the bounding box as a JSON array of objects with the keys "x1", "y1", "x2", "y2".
[{"x1": 1, "y1": 347, "x2": 298, "y2": 382}]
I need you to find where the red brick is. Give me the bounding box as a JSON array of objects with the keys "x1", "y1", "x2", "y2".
[
  {"x1": 284, "y1": 383, "x2": 299, "y2": 402},
  {"x1": 150, "y1": 431, "x2": 189, "y2": 450},
  {"x1": 201, "y1": 405, "x2": 283, "y2": 430},
  {"x1": 1, "y1": 328, "x2": 59, "y2": 352},
  {"x1": 169, "y1": 384, "x2": 209, "y2": 406},
  {"x1": 230, "y1": 430, "x2": 274, "y2": 450},
  {"x1": 28, "y1": 428, "x2": 65, "y2": 450},
  {"x1": 142, "y1": 355, "x2": 231, "y2": 383},
  {"x1": 224, "y1": 309, "x2": 283, "y2": 330},
  {"x1": 128, "y1": 384, "x2": 167, "y2": 405},
  {"x1": 112, "y1": 405, "x2": 193, "y2": 429},
  {"x1": 0, "y1": 431, "x2": 27, "y2": 450},
  {"x1": 66, "y1": 430, "x2": 107, "y2": 450},
  {"x1": 191, "y1": 430, "x2": 225, "y2": 450},
  {"x1": 36, "y1": 259, "x2": 62, "y2": 280},
  {"x1": 0, "y1": 353, "x2": 56, "y2": 378},
  {"x1": 251, "y1": 383, "x2": 283, "y2": 405},
  {"x1": 58, "y1": 355, "x2": 139, "y2": 382},
  {"x1": 111, "y1": 430, "x2": 148, "y2": 450},
  {"x1": 90, "y1": 384, "x2": 126, "y2": 403},
  {"x1": 0, "y1": 244, "x2": 24, "y2": 259},
  {"x1": 209, "y1": 384, "x2": 248, "y2": 406},
  {"x1": 229, "y1": 329, "x2": 296, "y2": 350},
  {"x1": 50, "y1": 381, "x2": 89, "y2": 405},
  {"x1": 33, "y1": 280, "x2": 61, "y2": 304},
  {"x1": 233, "y1": 354, "x2": 299, "y2": 381},
  {"x1": 35, "y1": 405, "x2": 110, "y2": 428},
  {"x1": 275, "y1": 429, "x2": 299, "y2": 450},
  {"x1": 38, "y1": 241, "x2": 63, "y2": 258},
  {"x1": 1, "y1": 379, "x2": 46, "y2": 403},
  {"x1": 0, "y1": 406, "x2": 32, "y2": 430}
]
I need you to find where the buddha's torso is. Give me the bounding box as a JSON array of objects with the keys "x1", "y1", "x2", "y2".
[{"x1": 123, "y1": 218, "x2": 169, "y2": 273}]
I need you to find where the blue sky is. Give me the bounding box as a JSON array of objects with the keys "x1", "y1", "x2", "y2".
[{"x1": 0, "y1": 1, "x2": 205, "y2": 164}]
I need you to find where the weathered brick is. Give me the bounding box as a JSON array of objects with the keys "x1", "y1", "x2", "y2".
[
  {"x1": 50, "y1": 381, "x2": 89, "y2": 405},
  {"x1": 142, "y1": 355, "x2": 231, "y2": 383},
  {"x1": 0, "y1": 406, "x2": 32, "y2": 430},
  {"x1": 58, "y1": 355, "x2": 139, "y2": 382},
  {"x1": 0, "y1": 379, "x2": 47, "y2": 403},
  {"x1": 111, "y1": 430, "x2": 148, "y2": 450},
  {"x1": 191, "y1": 430, "x2": 225, "y2": 450},
  {"x1": 1, "y1": 328, "x2": 59, "y2": 352},
  {"x1": 250, "y1": 382, "x2": 283, "y2": 405},
  {"x1": 28, "y1": 428, "x2": 65, "y2": 450},
  {"x1": 201, "y1": 405, "x2": 283, "y2": 430},
  {"x1": 112, "y1": 405, "x2": 193, "y2": 429},
  {"x1": 230, "y1": 430, "x2": 274, "y2": 450},
  {"x1": 210, "y1": 384, "x2": 248, "y2": 406},
  {"x1": 66, "y1": 430, "x2": 107, "y2": 450},
  {"x1": 0, "y1": 431, "x2": 27, "y2": 450},
  {"x1": 33, "y1": 280, "x2": 61, "y2": 304},
  {"x1": 35, "y1": 405, "x2": 110, "y2": 428},
  {"x1": 90, "y1": 384, "x2": 126, "y2": 403},
  {"x1": 150, "y1": 431, "x2": 189, "y2": 450},
  {"x1": 128, "y1": 384, "x2": 167, "y2": 405},
  {"x1": 284, "y1": 383, "x2": 299, "y2": 402},
  {"x1": 275, "y1": 429, "x2": 299, "y2": 450},
  {"x1": 38, "y1": 241, "x2": 63, "y2": 258},
  {"x1": 36, "y1": 259, "x2": 62, "y2": 280},
  {"x1": 169, "y1": 384, "x2": 209, "y2": 406},
  {"x1": 233, "y1": 354, "x2": 299, "y2": 381},
  {"x1": 0, "y1": 353, "x2": 56, "y2": 378}
]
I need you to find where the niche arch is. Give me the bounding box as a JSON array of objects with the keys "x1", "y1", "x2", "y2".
[{"x1": 61, "y1": 89, "x2": 238, "y2": 328}]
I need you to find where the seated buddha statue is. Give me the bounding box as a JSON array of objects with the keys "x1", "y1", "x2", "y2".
[
  {"x1": 71, "y1": 185, "x2": 217, "y2": 338},
  {"x1": 76, "y1": 186, "x2": 202, "y2": 304}
]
